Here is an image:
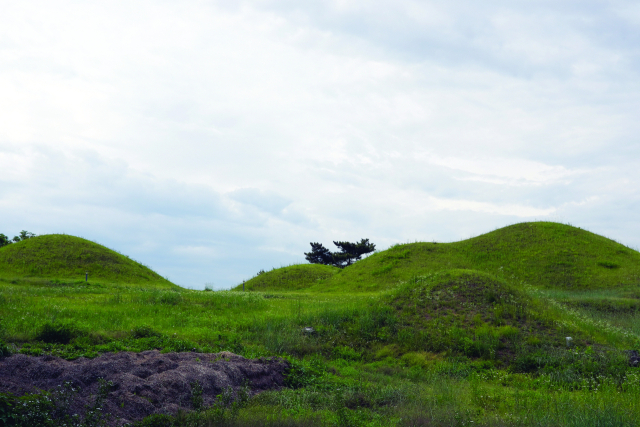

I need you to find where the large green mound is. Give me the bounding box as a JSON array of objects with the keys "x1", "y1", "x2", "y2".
[
  {"x1": 380, "y1": 269, "x2": 615, "y2": 368},
  {"x1": 387, "y1": 270, "x2": 562, "y2": 357},
  {"x1": 237, "y1": 264, "x2": 339, "y2": 292},
  {"x1": 0, "y1": 234, "x2": 176, "y2": 287},
  {"x1": 243, "y1": 222, "x2": 640, "y2": 292}
]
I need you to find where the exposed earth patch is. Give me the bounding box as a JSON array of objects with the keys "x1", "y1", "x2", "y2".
[{"x1": 0, "y1": 350, "x2": 289, "y2": 425}]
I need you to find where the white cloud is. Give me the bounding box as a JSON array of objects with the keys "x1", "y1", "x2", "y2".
[{"x1": 1, "y1": 0, "x2": 639, "y2": 288}]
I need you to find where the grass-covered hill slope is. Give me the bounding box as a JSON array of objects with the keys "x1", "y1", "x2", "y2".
[
  {"x1": 242, "y1": 222, "x2": 640, "y2": 293},
  {"x1": 0, "y1": 234, "x2": 176, "y2": 288},
  {"x1": 386, "y1": 269, "x2": 571, "y2": 362},
  {"x1": 240, "y1": 264, "x2": 339, "y2": 291}
]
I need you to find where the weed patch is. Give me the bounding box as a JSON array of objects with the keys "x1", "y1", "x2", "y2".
[{"x1": 35, "y1": 321, "x2": 84, "y2": 344}]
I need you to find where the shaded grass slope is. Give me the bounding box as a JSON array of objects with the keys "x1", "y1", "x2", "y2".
[
  {"x1": 387, "y1": 270, "x2": 566, "y2": 362},
  {"x1": 0, "y1": 234, "x2": 176, "y2": 287},
  {"x1": 250, "y1": 222, "x2": 640, "y2": 293}
]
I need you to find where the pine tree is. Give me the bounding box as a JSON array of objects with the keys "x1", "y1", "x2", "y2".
[
  {"x1": 304, "y1": 239, "x2": 375, "y2": 268},
  {"x1": 304, "y1": 242, "x2": 334, "y2": 265}
]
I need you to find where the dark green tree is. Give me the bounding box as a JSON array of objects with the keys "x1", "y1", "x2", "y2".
[
  {"x1": 1, "y1": 230, "x2": 36, "y2": 247},
  {"x1": 304, "y1": 239, "x2": 375, "y2": 268},
  {"x1": 13, "y1": 230, "x2": 36, "y2": 242},
  {"x1": 332, "y1": 239, "x2": 376, "y2": 267},
  {"x1": 304, "y1": 242, "x2": 334, "y2": 265}
]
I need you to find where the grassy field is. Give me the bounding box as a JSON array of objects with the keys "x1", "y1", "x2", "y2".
[{"x1": 2, "y1": 222, "x2": 640, "y2": 426}]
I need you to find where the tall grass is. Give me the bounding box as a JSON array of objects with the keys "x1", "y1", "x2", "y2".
[{"x1": 3, "y1": 221, "x2": 640, "y2": 426}]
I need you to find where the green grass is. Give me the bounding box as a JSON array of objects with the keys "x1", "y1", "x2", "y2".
[
  {"x1": 2, "y1": 221, "x2": 640, "y2": 426},
  {"x1": 241, "y1": 264, "x2": 339, "y2": 292},
  {"x1": 0, "y1": 234, "x2": 176, "y2": 288},
  {"x1": 238, "y1": 222, "x2": 640, "y2": 293}
]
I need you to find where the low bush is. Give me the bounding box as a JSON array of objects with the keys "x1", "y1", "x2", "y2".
[
  {"x1": 284, "y1": 358, "x2": 326, "y2": 389},
  {"x1": 131, "y1": 325, "x2": 161, "y2": 339},
  {"x1": 0, "y1": 380, "x2": 111, "y2": 427},
  {"x1": 34, "y1": 321, "x2": 83, "y2": 344},
  {"x1": 511, "y1": 345, "x2": 630, "y2": 386},
  {"x1": 159, "y1": 292, "x2": 183, "y2": 305},
  {"x1": 0, "y1": 339, "x2": 11, "y2": 358}
]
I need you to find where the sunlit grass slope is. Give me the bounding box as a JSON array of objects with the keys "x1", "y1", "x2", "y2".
[
  {"x1": 238, "y1": 263, "x2": 339, "y2": 291},
  {"x1": 0, "y1": 234, "x2": 176, "y2": 288},
  {"x1": 244, "y1": 222, "x2": 640, "y2": 293}
]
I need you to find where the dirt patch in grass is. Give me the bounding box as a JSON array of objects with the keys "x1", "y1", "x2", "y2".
[{"x1": 0, "y1": 350, "x2": 289, "y2": 426}]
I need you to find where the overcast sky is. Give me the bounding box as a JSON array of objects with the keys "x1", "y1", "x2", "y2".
[{"x1": 1, "y1": 1, "x2": 639, "y2": 289}]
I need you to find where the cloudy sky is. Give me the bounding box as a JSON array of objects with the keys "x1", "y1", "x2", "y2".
[{"x1": 1, "y1": 1, "x2": 639, "y2": 289}]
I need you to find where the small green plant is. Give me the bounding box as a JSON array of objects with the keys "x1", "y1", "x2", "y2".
[
  {"x1": 190, "y1": 381, "x2": 204, "y2": 411},
  {"x1": 0, "y1": 392, "x2": 17, "y2": 427},
  {"x1": 333, "y1": 346, "x2": 361, "y2": 361},
  {"x1": 0, "y1": 339, "x2": 11, "y2": 359},
  {"x1": 82, "y1": 378, "x2": 113, "y2": 427},
  {"x1": 0, "y1": 379, "x2": 113, "y2": 427},
  {"x1": 284, "y1": 358, "x2": 325, "y2": 389},
  {"x1": 131, "y1": 325, "x2": 161, "y2": 339},
  {"x1": 159, "y1": 292, "x2": 183, "y2": 305},
  {"x1": 133, "y1": 413, "x2": 174, "y2": 427}
]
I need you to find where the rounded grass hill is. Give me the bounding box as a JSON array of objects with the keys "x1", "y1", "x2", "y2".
[
  {"x1": 384, "y1": 269, "x2": 570, "y2": 363},
  {"x1": 237, "y1": 222, "x2": 640, "y2": 293},
  {"x1": 0, "y1": 234, "x2": 176, "y2": 288},
  {"x1": 240, "y1": 264, "x2": 339, "y2": 292}
]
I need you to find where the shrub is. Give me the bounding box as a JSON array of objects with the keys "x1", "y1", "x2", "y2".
[
  {"x1": 334, "y1": 346, "x2": 361, "y2": 361},
  {"x1": 0, "y1": 392, "x2": 18, "y2": 426},
  {"x1": 134, "y1": 413, "x2": 174, "y2": 426},
  {"x1": 511, "y1": 345, "x2": 630, "y2": 385},
  {"x1": 284, "y1": 358, "x2": 325, "y2": 389},
  {"x1": 191, "y1": 381, "x2": 204, "y2": 411},
  {"x1": 35, "y1": 321, "x2": 82, "y2": 344},
  {"x1": 0, "y1": 380, "x2": 111, "y2": 427},
  {"x1": 159, "y1": 292, "x2": 183, "y2": 305},
  {"x1": 0, "y1": 339, "x2": 11, "y2": 358},
  {"x1": 131, "y1": 325, "x2": 161, "y2": 339}
]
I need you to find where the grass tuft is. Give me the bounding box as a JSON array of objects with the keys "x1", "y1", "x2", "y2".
[{"x1": 35, "y1": 321, "x2": 84, "y2": 345}]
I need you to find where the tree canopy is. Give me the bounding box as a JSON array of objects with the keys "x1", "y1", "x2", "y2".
[
  {"x1": 304, "y1": 238, "x2": 376, "y2": 268},
  {"x1": 0, "y1": 230, "x2": 36, "y2": 248}
]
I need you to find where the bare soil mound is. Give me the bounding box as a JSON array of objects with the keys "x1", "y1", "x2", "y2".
[{"x1": 0, "y1": 350, "x2": 289, "y2": 425}]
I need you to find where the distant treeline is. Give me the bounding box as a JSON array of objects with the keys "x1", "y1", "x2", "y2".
[{"x1": 0, "y1": 230, "x2": 36, "y2": 248}]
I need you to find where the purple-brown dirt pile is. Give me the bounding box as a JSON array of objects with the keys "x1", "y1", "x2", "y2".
[{"x1": 0, "y1": 350, "x2": 290, "y2": 425}]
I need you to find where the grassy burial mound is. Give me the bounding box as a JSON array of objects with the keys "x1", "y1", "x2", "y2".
[
  {"x1": 373, "y1": 269, "x2": 632, "y2": 378},
  {"x1": 387, "y1": 270, "x2": 563, "y2": 362},
  {"x1": 236, "y1": 263, "x2": 339, "y2": 292},
  {"x1": 247, "y1": 222, "x2": 640, "y2": 293},
  {"x1": 0, "y1": 234, "x2": 175, "y2": 288}
]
